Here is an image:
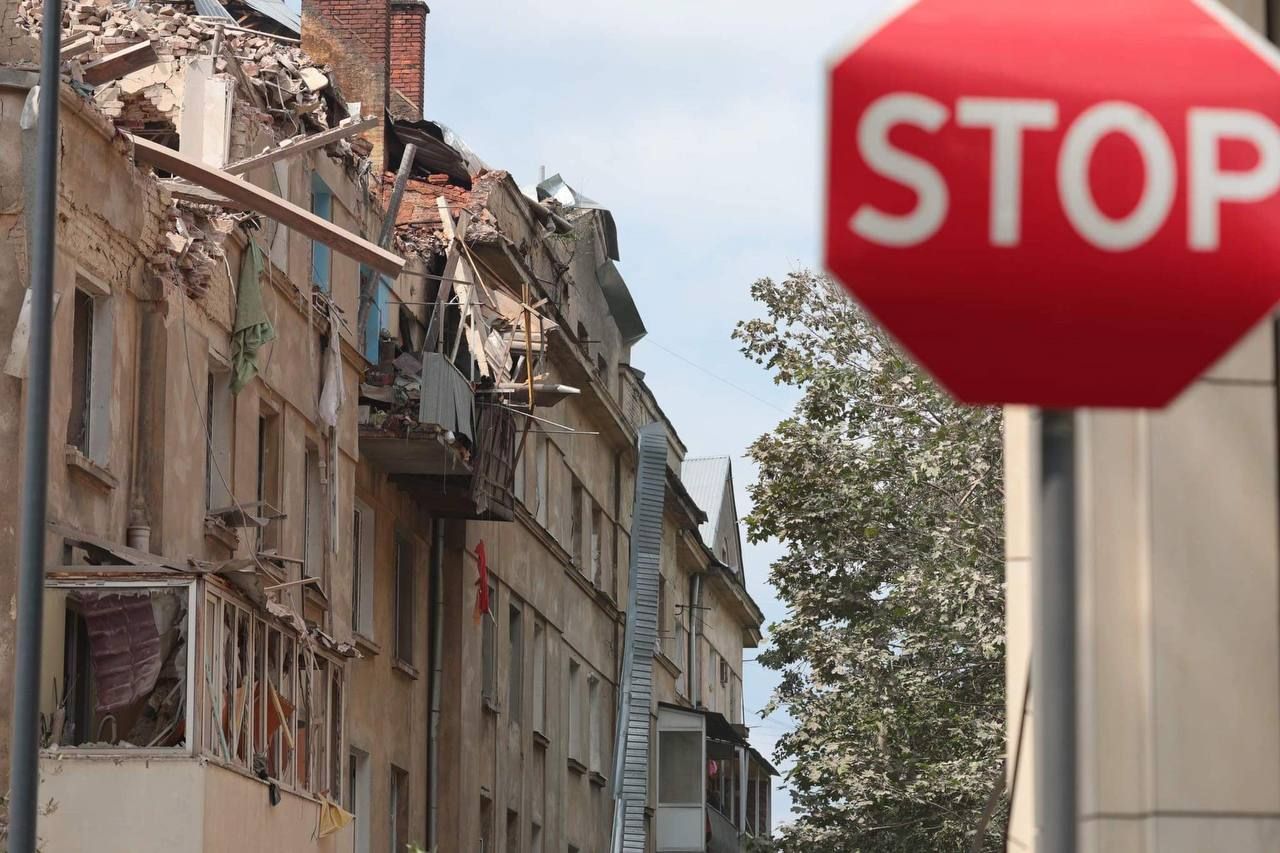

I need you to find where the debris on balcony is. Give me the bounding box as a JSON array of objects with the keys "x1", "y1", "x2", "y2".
[{"x1": 42, "y1": 583, "x2": 189, "y2": 750}]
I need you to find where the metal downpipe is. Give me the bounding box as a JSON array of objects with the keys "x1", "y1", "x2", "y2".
[{"x1": 427, "y1": 518, "x2": 444, "y2": 848}]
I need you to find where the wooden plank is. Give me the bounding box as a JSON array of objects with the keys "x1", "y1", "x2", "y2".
[
  {"x1": 224, "y1": 116, "x2": 378, "y2": 175},
  {"x1": 82, "y1": 40, "x2": 159, "y2": 86},
  {"x1": 130, "y1": 134, "x2": 404, "y2": 277},
  {"x1": 60, "y1": 33, "x2": 95, "y2": 60}
]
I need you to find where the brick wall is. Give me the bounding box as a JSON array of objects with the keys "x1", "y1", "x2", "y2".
[
  {"x1": 390, "y1": 0, "x2": 428, "y2": 121},
  {"x1": 301, "y1": 0, "x2": 392, "y2": 170}
]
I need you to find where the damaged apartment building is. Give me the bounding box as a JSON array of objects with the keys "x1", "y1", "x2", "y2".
[{"x1": 0, "y1": 0, "x2": 774, "y2": 850}]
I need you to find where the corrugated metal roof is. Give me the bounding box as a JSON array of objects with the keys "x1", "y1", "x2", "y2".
[
  {"x1": 241, "y1": 0, "x2": 301, "y2": 34},
  {"x1": 681, "y1": 455, "x2": 731, "y2": 549},
  {"x1": 193, "y1": 0, "x2": 235, "y2": 21}
]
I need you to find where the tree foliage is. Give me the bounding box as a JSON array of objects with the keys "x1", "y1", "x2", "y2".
[{"x1": 734, "y1": 270, "x2": 1006, "y2": 852}]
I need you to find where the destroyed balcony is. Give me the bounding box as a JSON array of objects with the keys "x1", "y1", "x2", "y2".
[
  {"x1": 359, "y1": 351, "x2": 518, "y2": 521},
  {"x1": 37, "y1": 555, "x2": 354, "y2": 853}
]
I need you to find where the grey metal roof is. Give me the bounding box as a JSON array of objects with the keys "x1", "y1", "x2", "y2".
[
  {"x1": 681, "y1": 456, "x2": 731, "y2": 550},
  {"x1": 241, "y1": 0, "x2": 301, "y2": 34},
  {"x1": 193, "y1": 0, "x2": 235, "y2": 20},
  {"x1": 596, "y1": 260, "x2": 646, "y2": 345}
]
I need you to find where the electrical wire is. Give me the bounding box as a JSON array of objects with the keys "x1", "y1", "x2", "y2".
[
  {"x1": 643, "y1": 338, "x2": 790, "y2": 415},
  {"x1": 176, "y1": 274, "x2": 272, "y2": 578}
]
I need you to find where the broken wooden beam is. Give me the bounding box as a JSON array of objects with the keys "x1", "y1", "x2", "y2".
[
  {"x1": 60, "y1": 33, "x2": 95, "y2": 61},
  {"x1": 130, "y1": 135, "x2": 404, "y2": 278},
  {"x1": 224, "y1": 116, "x2": 379, "y2": 176},
  {"x1": 82, "y1": 40, "x2": 159, "y2": 87}
]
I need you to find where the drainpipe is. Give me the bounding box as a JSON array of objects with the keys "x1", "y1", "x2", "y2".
[
  {"x1": 427, "y1": 518, "x2": 444, "y2": 848},
  {"x1": 690, "y1": 573, "x2": 703, "y2": 702}
]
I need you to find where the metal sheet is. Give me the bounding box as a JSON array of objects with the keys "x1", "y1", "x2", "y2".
[{"x1": 611, "y1": 422, "x2": 669, "y2": 853}]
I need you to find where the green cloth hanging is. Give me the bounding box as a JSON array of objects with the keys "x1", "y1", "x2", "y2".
[{"x1": 230, "y1": 241, "x2": 276, "y2": 394}]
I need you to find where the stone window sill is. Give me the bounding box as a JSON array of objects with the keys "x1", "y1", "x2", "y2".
[
  {"x1": 354, "y1": 632, "x2": 381, "y2": 657},
  {"x1": 533, "y1": 730, "x2": 550, "y2": 750},
  {"x1": 64, "y1": 446, "x2": 117, "y2": 492},
  {"x1": 567, "y1": 757, "x2": 588, "y2": 776},
  {"x1": 589, "y1": 770, "x2": 607, "y2": 788},
  {"x1": 392, "y1": 658, "x2": 419, "y2": 680},
  {"x1": 654, "y1": 651, "x2": 682, "y2": 679}
]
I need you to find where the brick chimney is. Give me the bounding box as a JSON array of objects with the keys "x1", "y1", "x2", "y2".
[
  {"x1": 389, "y1": 0, "x2": 429, "y2": 121},
  {"x1": 301, "y1": 0, "x2": 392, "y2": 170}
]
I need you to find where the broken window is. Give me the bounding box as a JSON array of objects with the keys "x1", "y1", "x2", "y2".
[
  {"x1": 311, "y1": 173, "x2": 332, "y2": 292},
  {"x1": 66, "y1": 280, "x2": 113, "y2": 466},
  {"x1": 201, "y1": 583, "x2": 344, "y2": 796},
  {"x1": 257, "y1": 408, "x2": 282, "y2": 552},
  {"x1": 205, "y1": 364, "x2": 233, "y2": 510},
  {"x1": 43, "y1": 580, "x2": 191, "y2": 750},
  {"x1": 304, "y1": 443, "x2": 324, "y2": 580}
]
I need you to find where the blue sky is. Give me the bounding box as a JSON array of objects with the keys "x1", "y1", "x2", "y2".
[{"x1": 425, "y1": 1, "x2": 885, "y2": 825}]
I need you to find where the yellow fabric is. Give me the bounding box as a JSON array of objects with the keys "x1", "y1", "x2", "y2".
[{"x1": 316, "y1": 796, "x2": 355, "y2": 839}]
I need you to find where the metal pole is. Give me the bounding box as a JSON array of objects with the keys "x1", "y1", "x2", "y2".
[
  {"x1": 1034, "y1": 409, "x2": 1077, "y2": 853},
  {"x1": 8, "y1": 1, "x2": 62, "y2": 849}
]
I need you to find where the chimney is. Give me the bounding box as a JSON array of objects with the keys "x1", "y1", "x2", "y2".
[
  {"x1": 301, "y1": 0, "x2": 392, "y2": 170},
  {"x1": 389, "y1": 0, "x2": 429, "y2": 122}
]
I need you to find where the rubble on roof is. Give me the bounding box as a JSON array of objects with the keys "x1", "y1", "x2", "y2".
[
  {"x1": 19, "y1": 0, "x2": 362, "y2": 150},
  {"x1": 17, "y1": 0, "x2": 384, "y2": 298}
]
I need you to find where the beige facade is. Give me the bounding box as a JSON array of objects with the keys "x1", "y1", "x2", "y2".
[{"x1": 0, "y1": 2, "x2": 774, "y2": 853}]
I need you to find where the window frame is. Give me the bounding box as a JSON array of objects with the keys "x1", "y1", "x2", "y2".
[
  {"x1": 310, "y1": 173, "x2": 333, "y2": 292},
  {"x1": 352, "y1": 500, "x2": 376, "y2": 639},
  {"x1": 394, "y1": 533, "x2": 416, "y2": 669},
  {"x1": 508, "y1": 602, "x2": 524, "y2": 724},
  {"x1": 43, "y1": 578, "x2": 196, "y2": 756},
  {"x1": 65, "y1": 274, "x2": 114, "y2": 468}
]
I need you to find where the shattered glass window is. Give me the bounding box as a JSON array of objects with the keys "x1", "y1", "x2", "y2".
[{"x1": 43, "y1": 582, "x2": 191, "y2": 750}]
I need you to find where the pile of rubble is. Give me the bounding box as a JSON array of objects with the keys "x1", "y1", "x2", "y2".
[
  {"x1": 151, "y1": 201, "x2": 236, "y2": 298},
  {"x1": 18, "y1": 0, "x2": 354, "y2": 143}
]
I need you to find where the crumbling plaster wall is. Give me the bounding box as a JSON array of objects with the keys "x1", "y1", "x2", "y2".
[{"x1": 0, "y1": 81, "x2": 168, "y2": 777}]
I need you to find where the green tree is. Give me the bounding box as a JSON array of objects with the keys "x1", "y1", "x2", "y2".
[{"x1": 734, "y1": 270, "x2": 1006, "y2": 852}]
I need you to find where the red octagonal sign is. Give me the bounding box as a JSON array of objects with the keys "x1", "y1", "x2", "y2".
[{"x1": 826, "y1": 0, "x2": 1280, "y2": 407}]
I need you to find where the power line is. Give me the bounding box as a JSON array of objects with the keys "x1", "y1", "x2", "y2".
[{"x1": 643, "y1": 338, "x2": 791, "y2": 415}]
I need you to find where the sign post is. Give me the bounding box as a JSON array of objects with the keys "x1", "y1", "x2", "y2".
[
  {"x1": 1034, "y1": 410, "x2": 1077, "y2": 852},
  {"x1": 824, "y1": 1, "x2": 1280, "y2": 850}
]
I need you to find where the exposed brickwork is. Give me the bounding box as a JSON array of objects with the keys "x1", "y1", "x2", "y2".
[
  {"x1": 301, "y1": 0, "x2": 392, "y2": 169},
  {"x1": 389, "y1": 0, "x2": 427, "y2": 121}
]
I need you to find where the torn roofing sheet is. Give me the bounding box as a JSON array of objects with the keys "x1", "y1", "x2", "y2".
[
  {"x1": 389, "y1": 117, "x2": 484, "y2": 189},
  {"x1": 74, "y1": 590, "x2": 164, "y2": 712},
  {"x1": 237, "y1": 0, "x2": 302, "y2": 34},
  {"x1": 192, "y1": 0, "x2": 235, "y2": 21},
  {"x1": 535, "y1": 173, "x2": 619, "y2": 261}
]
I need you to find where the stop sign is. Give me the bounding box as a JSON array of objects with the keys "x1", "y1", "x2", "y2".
[{"x1": 826, "y1": 0, "x2": 1280, "y2": 407}]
